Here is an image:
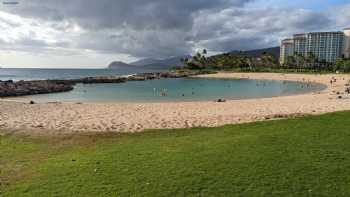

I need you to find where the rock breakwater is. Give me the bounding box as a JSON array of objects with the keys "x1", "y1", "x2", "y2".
[{"x1": 0, "y1": 70, "x2": 216, "y2": 97}]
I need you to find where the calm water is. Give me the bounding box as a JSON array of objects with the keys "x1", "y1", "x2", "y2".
[
  {"x1": 0, "y1": 68, "x2": 326, "y2": 102},
  {"x1": 0, "y1": 67, "x2": 164, "y2": 81},
  {"x1": 14, "y1": 78, "x2": 326, "y2": 103}
]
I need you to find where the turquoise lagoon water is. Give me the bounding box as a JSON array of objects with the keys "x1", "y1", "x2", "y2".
[
  {"x1": 16, "y1": 78, "x2": 326, "y2": 103},
  {"x1": 0, "y1": 68, "x2": 326, "y2": 102}
]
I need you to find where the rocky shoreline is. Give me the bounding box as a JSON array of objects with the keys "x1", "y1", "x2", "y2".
[
  {"x1": 0, "y1": 70, "x2": 215, "y2": 98},
  {"x1": 0, "y1": 80, "x2": 75, "y2": 97}
]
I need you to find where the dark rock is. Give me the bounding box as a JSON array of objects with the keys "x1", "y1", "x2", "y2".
[
  {"x1": 0, "y1": 80, "x2": 75, "y2": 97},
  {"x1": 77, "y1": 77, "x2": 127, "y2": 84},
  {"x1": 29, "y1": 100, "x2": 35, "y2": 104},
  {"x1": 127, "y1": 76, "x2": 146, "y2": 81},
  {"x1": 216, "y1": 99, "x2": 226, "y2": 103}
]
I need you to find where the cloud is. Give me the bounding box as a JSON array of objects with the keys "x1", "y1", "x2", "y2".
[
  {"x1": 0, "y1": 0, "x2": 349, "y2": 67},
  {"x1": 71, "y1": 27, "x2": 195, "y2": 59},
  {"x1": 3, "y1": 0, "x2": 251, "y2": 30},
  {"x1": 0, "y1": 0, "x2": 255, "y2": 59},
  {"x1": 191, "y1": 7, "x2": 333, "y2": 52},
  {"x1": 335, "y1": 4, "x2": 350, "y2": 28}
]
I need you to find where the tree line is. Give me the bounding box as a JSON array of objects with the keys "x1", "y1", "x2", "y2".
[
  {"x1": 284, "y1": 52, "x2": 350, "y2": 72},
  {"x1": 181, "y1": 49, "x2": 350, "y2": 73}
]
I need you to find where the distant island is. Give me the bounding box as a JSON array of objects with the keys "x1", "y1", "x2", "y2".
[
  {"x1": 107, "y1": 61, "x2": 132, "y2": 68},
  {"x1": 108, "y1": 55, "x2": 191, "y2": 70}
]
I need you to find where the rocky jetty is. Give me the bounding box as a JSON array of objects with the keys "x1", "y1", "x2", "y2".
[
  {"x1": 73, "y1": 76, "x2": 127, "y2": 84},
  {"x1": 130, "y1": 70, "x2": 216, "y2": 80},
  {"x1": 0, "y1": 70, "x2": 216, "y2": 98},
  {"x1": 72, "y1": 70, "x2": 215, "y2": 84},
  {"x1": 0, "y1": 80, "x2": 75, "y2": 97}
]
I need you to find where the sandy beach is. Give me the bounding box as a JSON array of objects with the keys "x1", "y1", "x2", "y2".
[{"x1": 1, "y1": 72, "x2": 350, "y2": 135}]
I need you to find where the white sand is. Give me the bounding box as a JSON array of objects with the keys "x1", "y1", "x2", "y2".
[{"x1": 1, "y1": 72, "x2": 350, "y2": 135}]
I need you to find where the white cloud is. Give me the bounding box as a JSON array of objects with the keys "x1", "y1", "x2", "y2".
[
  {"x1": 0, "y1": 1, "x2": 349, "y2": 68},
  {"x1": 335, "y1": 4, "x2": 350, "y2": 28}
]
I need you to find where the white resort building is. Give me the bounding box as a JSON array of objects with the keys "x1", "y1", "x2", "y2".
[{"x1": 280, "y1": 28, "x2": 350, "y2": 64}]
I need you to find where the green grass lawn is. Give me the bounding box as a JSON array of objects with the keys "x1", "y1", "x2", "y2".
[{"x1": 2, "y1": 112, "x2": 350, "y2": 196}]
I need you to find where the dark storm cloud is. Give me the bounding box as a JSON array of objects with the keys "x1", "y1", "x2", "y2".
[
  {"x1": 193, "y1": 8, "x2": 334, "y2": 52},
  {"x1": 4, "y1": 0, "x2": 251, "y2": 30},
  {"x1": 75, "y1": 28, "x2": 192, "y2": 58},
  {"x1": 0, "y1": 0, "x2": 256, "y2": 58},
  {"x1": 0, "y1": 0, "x2": 344, "y2": 59}
]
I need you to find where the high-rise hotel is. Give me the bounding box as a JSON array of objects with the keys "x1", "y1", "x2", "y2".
[{"x1": 280, "y1": 28, "x2": 350, "y2": 64}]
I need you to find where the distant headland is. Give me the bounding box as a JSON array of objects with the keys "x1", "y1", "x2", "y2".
[{"x1": 108, "y1": 55, "x2": 190, "y2": 69}]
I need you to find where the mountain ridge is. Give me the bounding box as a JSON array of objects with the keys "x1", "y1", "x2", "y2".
[
  {"x1": 108, "y1": 47, "x2": 280, "y2": 69},
  {"x1": 108, "y1": 55, "x2": 190, "y2": 69},
  {"x1": 229, "y1": 47, "x2": 280, "y2": 58}
]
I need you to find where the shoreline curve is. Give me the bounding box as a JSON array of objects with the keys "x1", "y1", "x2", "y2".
[{"x1": 0, "y1": 72, "x2": 349, "y2": 135}]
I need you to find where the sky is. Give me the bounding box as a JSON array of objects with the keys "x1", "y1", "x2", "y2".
[{"x1": 0, "y1": 0, "x2": 349, "y2": 68}]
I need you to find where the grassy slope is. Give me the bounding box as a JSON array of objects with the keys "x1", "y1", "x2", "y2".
[{"x1": 2, "y1": 112, "x2": 350, "y2": 196}]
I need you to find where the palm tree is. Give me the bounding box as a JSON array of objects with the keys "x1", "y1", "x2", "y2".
[
  {"x1": 286, "y1": 56, "x2": 296, "y2": 69},
  {"x1": 295, "y1": 53, "x2": 306, "y2": 70},
  {"x1": 261, "y1": 53, "x2": 278, "y2": 68},
  {"x1": 203, "y1": 49, "x2": 207, "y2": 55},
  {"x1": 306, "y1": 52, "x2": 317, "y2": 70}
]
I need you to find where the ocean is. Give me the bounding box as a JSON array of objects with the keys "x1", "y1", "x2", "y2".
[{"x1": 0, "y1": 67, "x2": 165, "y2": 81}]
